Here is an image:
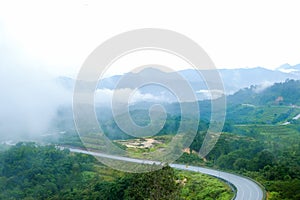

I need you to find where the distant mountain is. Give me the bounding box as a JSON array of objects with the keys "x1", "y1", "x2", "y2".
[
  {"x1": 126, "y1": 80, "x2": 300, "y2": 126},
  {"x1": 97, "y1": 67, "x2": 299, "y2": 94},
  {"x1": 51, "y1": 77, "x2": 300, "y2": 135},
  {"x1": 217, "y1": 67, "x2": 298, "y2": 93},
  {"x1": 57, "y1": 65, "x2": 300, "y2": 102},
  {"x1": 276, "y1": 63, "x2": 300, "y2": 75}
]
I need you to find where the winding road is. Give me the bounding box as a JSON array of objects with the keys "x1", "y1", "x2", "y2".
[{"x1": 69, "y1": 148, "x2": 265, "y2": 200}]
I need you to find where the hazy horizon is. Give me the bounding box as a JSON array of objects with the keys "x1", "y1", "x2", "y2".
[{"x1": 2, "y1": 1, "x2": 300, "y2": 78}]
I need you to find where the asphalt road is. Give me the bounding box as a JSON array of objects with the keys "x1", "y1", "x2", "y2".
[{"x1": 69, "y1": 148, "x2": 264, "y2": 200}]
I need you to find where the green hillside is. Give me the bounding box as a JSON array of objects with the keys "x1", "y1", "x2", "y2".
[
  {"x1": 226, "y1": 105, "x2": 300, "y2": 124},
  {"x1": 228, "y1": 79, "x2": 300, "y2": 106},
  {"x1": 0, "y1": 143, "x2": 233, "y2": 200}
]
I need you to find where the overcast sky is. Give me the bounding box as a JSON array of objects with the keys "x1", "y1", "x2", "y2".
[{"x1": 1, "y1": 0, "x2": 300, "y2": 77}]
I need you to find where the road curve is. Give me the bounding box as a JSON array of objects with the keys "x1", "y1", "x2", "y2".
[
  {"x1": 170, "y1": 164, "x2": 264, "y2": 200},
  {"x1": 69, "y1": 148, "x2": 264, "y2": 200}
]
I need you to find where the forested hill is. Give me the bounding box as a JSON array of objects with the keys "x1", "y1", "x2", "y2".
[
  {"x1": 227, "y1": 79, "x2": 300, "y2": 106},
  {"x1": 0, "y1": 143, "x2": 233, "y2": 200}
]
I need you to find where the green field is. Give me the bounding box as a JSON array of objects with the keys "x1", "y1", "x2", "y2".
[{"x1": 226, "y1": 105, "x2": 300, "y2": 124}]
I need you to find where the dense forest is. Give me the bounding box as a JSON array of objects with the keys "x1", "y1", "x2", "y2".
[
  {"x1": 227, "y1": 79, "x2": 300, "y2": 106},
  {"x1": 180, "y1": 85, "x2": 300, "y2": 200},
  {"x1": 2, "y1": 80, "x2": 300, "y2": 199},
  {"x1": 0, "y1": 143, "x2": 232, "y2": 200},
  {"x1": 54, "y1": 119, "x2": 300, "y2": 199},
  {"x1": 181, "y1": 120, "x2": 300, "y2": 199}
]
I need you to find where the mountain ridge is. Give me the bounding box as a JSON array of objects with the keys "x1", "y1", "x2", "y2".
[{"x1": 57, "y1": 65, "x2": 300, "y2": 100}]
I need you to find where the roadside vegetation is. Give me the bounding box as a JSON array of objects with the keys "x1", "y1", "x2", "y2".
[{"x1": 0, "y1": 143, "x2": 233, "y2": 200}]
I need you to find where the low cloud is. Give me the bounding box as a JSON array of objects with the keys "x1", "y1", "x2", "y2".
[
  {"x1": 253, "y1": 81, "x2": 273, "y2": 93},
  {"x1": 196, "y1": 89, "x2": 224, "y2": 100},
  {"x1": 0, "y1": 39, "x2": 71, "y2": 141},
  {"x1": 95, "y1": 88, "x2": 173, "y2": 106}
]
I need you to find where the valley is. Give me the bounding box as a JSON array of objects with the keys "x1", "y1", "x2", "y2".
[{"x1": 1, "y1": 77, "x2": 300, "y2": 200}]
